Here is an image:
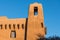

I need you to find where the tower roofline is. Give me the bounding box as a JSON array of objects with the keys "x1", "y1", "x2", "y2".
[{"x1": 30, "y1": 2, "x2": 42, "y2": 6}]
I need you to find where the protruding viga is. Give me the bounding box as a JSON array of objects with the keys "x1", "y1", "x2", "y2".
[{"x1": 0, "y1": 2, "x2": 46, "y2": 40}]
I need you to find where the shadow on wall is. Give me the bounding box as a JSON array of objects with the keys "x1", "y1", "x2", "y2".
[{"x1": 37, "y1": 35, "x2": 60, "y2": 40}]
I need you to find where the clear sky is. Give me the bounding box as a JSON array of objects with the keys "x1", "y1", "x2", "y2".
[{"x1": 0, "y1": 0, "x2": 60, "y2": 37}]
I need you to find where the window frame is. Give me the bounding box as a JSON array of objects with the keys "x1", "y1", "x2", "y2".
[
  {"x1": 34, "y1": 7, "x2": 38, "y2": 16},
  {"x1": 10, "y1": 30, "x2": 16, "y2": 38}
]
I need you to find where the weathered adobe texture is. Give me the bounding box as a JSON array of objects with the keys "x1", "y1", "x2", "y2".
[{"x1": 0, "y1": 3, "x2": 46, "y2": 40}]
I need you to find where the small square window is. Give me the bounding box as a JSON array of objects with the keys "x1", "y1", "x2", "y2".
[{"x1": 10, "y1": 31, "x2": 16, "y2": 38}]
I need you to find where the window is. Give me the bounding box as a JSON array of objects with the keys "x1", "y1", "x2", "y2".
[
  {"x1": 5, "y1": 24, "x2": 7, "y2": 29},
  {"x1": 17, "y1": 24, "x2": 20, "y2": 29},
  {"x1": 0, "y1": 24, "x2": 2, "y2": 29},
  {"x1": 9, "y1": 24, "x2": 11, "y2": 29},
  {"x1": 34, "y1": 7, "x2": 38, "y2": 16},
  {"x1": 13, "y1": 24, "x2": 15, "y2": 29},
  {"x1": 22, "y1": 24, "x2": 24, "y2": 29},
  {"x1": 41, "y1": 23, "x2": 43, "y2": 28},
  {"x1": 10, "y1": 31, "x2": 16, "y2": 38}
]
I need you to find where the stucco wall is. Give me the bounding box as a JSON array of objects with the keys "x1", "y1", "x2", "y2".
[
  {"x1": 27, "y1": 3, "x2": 46, "y2": 40},
  {"x1": 0, "y1": 17, "x2": 26, "y2": 40}
]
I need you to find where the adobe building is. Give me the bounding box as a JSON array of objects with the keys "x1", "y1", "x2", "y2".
[{"x1": 0, "y1": 3, "x2": 46, "y2": 40}]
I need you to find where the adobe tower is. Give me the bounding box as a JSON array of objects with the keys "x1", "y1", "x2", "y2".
[
  {"x1": 0, "y1": 2, "x2": 46, "y2": 40},
  {"x1": 27, "y1": 3, "x2": 46, "y2": 40}
]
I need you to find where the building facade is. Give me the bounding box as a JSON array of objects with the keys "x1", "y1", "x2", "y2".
[{"x1": 0, "y1": 3, "x2": 46, "y2": 40}]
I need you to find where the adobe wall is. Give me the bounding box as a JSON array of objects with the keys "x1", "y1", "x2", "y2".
[
  {"x1": 27, "y1": 3, "x2": 46, "y2": 40},
  {"x1": 0, "y1": 17, "x2": 26, "y2": 40}
]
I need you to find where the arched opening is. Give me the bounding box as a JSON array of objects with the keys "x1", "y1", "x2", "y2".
[{"x1": 34, "y1": 7, "x2": 38, "y2": 16}]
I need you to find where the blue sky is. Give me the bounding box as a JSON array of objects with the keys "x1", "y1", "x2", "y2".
[{"x1": 0, "y1": 0, "x2": 60, "y2": 37}]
